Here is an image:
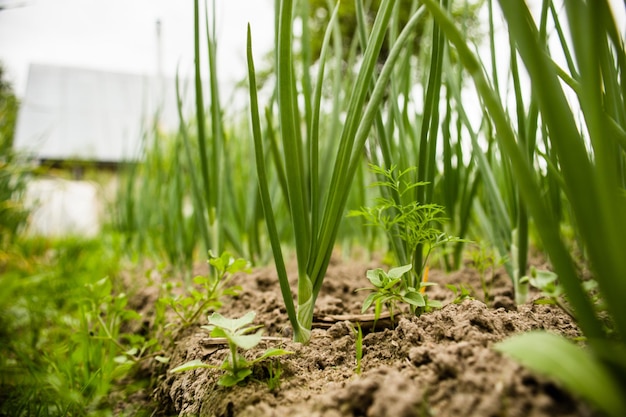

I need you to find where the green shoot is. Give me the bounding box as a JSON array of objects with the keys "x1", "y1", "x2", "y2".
[
  {"x1": 349, "y1": 164, "x2": 463, "y2": 292},
  {"x1": 495, "y1": 332, "x2": 626, "y2": 417},
  {"x1": 445, "y1": 283, "x2": 474, "y2": 305},
  {"x1": 354, "y1": 322, "x2": 363, "y2": 375},
  {"x1": 469, "y1": 243, "x2": 503, "y2": 306},
  {"x1": 265, "y1": 360, "x2": 284, "y2": 392},
  {"x1": 170, "y1": 312, "x2": 292, "y2": 387},
  {"x1": 358, "y1": 264, "x2": 441, "y2": 325},
  {"x1": 248, "y1": 1, "x2": 428, "y2": 343},
  {"x1": 522, "y1": 266, "x2": 578, "y2": 319},
  {"x1": 160, "y1": 251, "x2": 249, "y2": 327}
]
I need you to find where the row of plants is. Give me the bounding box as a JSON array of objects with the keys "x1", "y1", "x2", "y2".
[
  {"x1": 118, "y1": 0, "x2": 626, "y2": 413},
  {"x1": 167, "y1": 0, "x2": 626, "y2": 414},
  {"x1": 2, "y1": 0, "x2": 625, "y2": 415}
]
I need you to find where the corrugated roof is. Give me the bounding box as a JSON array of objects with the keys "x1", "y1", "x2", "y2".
[{"x1": 13, "y1": 63, "x2": 191, "y2": 163}]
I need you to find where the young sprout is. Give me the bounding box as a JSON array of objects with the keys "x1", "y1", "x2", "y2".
[
  {"x1": 354, "y1": 322, "x2": 363, "y2": 375},
  {"x1": 358, "y1": 264, "x2": 441, "y2": 326},
  {"x1": 170, "y1": 311, "x2": 292, "y2": 387},
  {"x1": 160, "y1": 251, "x2": 249, "y2": 327},
  {"x1": 350, "y1": 163, "x2": 464, "y2": 311}
]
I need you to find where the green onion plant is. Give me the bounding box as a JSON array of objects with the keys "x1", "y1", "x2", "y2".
[
  {"x1": 247, "y1": 0, "x2": 427, "y2": 343},
  {"x1": 421, "y1": 0, "x2": 626, "y2": 415}
]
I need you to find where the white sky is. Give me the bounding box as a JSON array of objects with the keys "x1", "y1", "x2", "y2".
[
  {"x1": 0, "y1": 0, "x2": 275, "y2": 98},
  {"x1": 1, "y1": 0, "x2": 623, "y2": 102}
]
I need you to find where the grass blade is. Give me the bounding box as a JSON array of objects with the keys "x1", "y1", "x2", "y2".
[{"x1": 246, "y1": 25, "x2": 301, "y2": 340}]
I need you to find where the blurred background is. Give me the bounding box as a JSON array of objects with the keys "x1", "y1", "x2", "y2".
[{"x1": 0, "y1": 0, "x2": 274, "y2": 236}]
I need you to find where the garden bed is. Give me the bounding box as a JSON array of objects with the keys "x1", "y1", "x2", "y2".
[{"x1": 141, "y1": 255, "x2": 596, "y2": 417}]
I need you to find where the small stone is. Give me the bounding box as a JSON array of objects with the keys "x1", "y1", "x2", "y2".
[{"x1": 327, "y1": 321, "x2": 353, "y2": 339}]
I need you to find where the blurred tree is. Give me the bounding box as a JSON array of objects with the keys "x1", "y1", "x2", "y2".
[
  {"x1": 0, "y1": 63, "x2": 19, "y2": 153},
  {"x1": 0, "y1": 62, "x2": 28, "y2": 250},
  {"x1": 306, "y1": 0, "x2": 482, "y2": 63}
]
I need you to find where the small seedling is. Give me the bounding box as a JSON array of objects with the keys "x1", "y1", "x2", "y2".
[
  {"x1": 265, "y1": 360, "x2": 283, "y2": 392},
  {"x1": 469, "y1": 244, "x2": 504, "y2": 305},
  {"x1": 446, "y1": 283, "x2": 474, "y2": 304},
  {"x1": 350, "y1": 164, "x2": 462, "y2": 315},
  {"x1": 85, "y1": 277, "x2": 166, "y2": 367},
  {"x1": 358, "y1": 264, "x2": 441, "y2": 325},
  {"x1": 160, "y1": 251, "x2": 249, "y2": 327},
  {"x1": 170, "y1": 311, "x2": 292, "y2": 387},
  {"x1": 522, "y1": 266, "x2": 575, "y2": 318},
  {"x1": 354, "y1": 322, "x2": 363, "y2": 375}
]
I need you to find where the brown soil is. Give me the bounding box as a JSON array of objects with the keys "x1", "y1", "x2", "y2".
[{"x1": 142, "y1": 255, "x2": 597, "y2": 417}]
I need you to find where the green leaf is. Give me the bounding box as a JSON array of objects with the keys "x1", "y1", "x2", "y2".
[
  {"x1": 251, "y1": 348, "x2": 294, "y2": 364},
  {"x1": 495, "y1": 332, "x2": 626, "y2": 417},
  {"x1": 402, "y1": 291, "x2": 425, "y2": 307},
  {"x1": 226, "y1": 257, "x2": 250, "y2": 274},
  {"x1": 527, "y1": 268, "x2": 558, "y2": 290},
  {"x1": 217, "y1": 368, "x2": 252, "y2": 387},
  {"x1": 366, "y1": 268, "x2": 384, "y2": 287},
  {"x1": 208, "y1": 311, "x2": 256, "y2": 333},
  {"x1": 387, "y1": 264, "x2": 413, "y2": 279},
  {"x1": 228, "y1": 331, "x2": 263, "y2": 350},
  {"x1": 193, "y1": 275, "x2": 208, "y2": 285},
  {"x1": 362, "y1": 292, "x2": 377, "y2": 313},
  {"x1": 114, "y1": 355, "x2": 130, "y2": 364},
  {"x1": 382, "y1": 277, "x2": 402, "y2": 291},
  {"x1": 170, "y1": 359, "x2": 216, "y2": 373}
]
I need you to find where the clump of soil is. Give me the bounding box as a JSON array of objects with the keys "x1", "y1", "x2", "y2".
[{"x1": 148, "y1": 257, "x2": 597, "y2": 417}]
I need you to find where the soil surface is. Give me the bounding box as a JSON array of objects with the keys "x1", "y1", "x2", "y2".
[{"x1": 138, "y1": 254, "x2": 597, "y2": 417}]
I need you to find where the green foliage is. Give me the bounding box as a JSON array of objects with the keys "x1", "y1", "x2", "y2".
[
  {"x1": 248, "y1": 0, "x2": 427, "y2": 343},
  {"x1": 170, "y1": 312, "x2": 292, "y2": 387},
  {"x1": 469, "y1": 243, "x2": 504, "y2": 305},
  {"x1": 0, "y1": 65, "x2": 29, "y2": 250},
  {"x1": 421, "y1": 0, "x2": 626, "y2": 413},
  {"x1": 85, "y1": 276, "x2": 166, "y2": 368},
  {"x1": 523, "y1": 266, "x2": 603, "y2": 320},
  {"x1": 160, "y1": 251, "x2": 249, "y2": 327},
  {"x1": 113, "y1": 126, "x2": 198, "y2": 275},
  {"x1": 523, "y1": 267, "x2": 561, "y2": 302},
  {"x1": 359, "y1": 264, "x2": 441, "y2": 324},
  {"x1": 0, "y1": 63, "x2": 18, "y2": 152},
  {"x1": 495, "y1": 332, "x2": 626, "y2": 417},
  {"x1": 445, "y1": 283, "x2": 474, "y2": 304},
  {"x1": 307, "y1": 0, "x2": 419, "y2": 61},
  {"x1": 349, "y1": 164, "x2": 463, "y2": 291},
  {"x1": 307, "y1": 0, "x2": 481, "y2": 64},
  {"x1": 0, "y1": 236, "x2": 138, "y2": 416},
  {"x1": 353, "y1": 322, "x2": 363, "y2": 375},
  {"x1": 265, "y1": 360, "x2": 284, "y2": 392}
]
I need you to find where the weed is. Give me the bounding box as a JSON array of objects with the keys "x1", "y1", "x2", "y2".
[
  {"x1": 170, "y1": 312, "x2": 292, "y2": 387},
  {"x1": 160, "y1": 251, "x2": 249, "y2": 327},
  {"x1": 350, "y1": 164, "x2": 461, "y2": 315},
  {"x1": 354, "y1": 322, "x2": 363, "y2": 375},
  {"x1": 359, "y1": 264, "x2": 441, "y2": 325},
  {"x1": 351, "y1": 165, "x2": 462, "y2": 283},
  {"x1": 469, "y1": 243, "x2": 504, "y2": 305},
  {"x1": 265, "y1": 360, "x2": 284, "y2": 392},
  {"x1": 446, "y1": 283, "x2": 474, "y2": 304},
  {"x1": 85, "y1": 276, "x2": 166, "y2": 367}
]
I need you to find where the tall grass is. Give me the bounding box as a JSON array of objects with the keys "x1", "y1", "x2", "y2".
[
  {"x1": 114, "y1": 119, "x2": 198, "y2": 276},
  {"x1": 421, "y1": 0, "x2": 626, "y2": 414}
]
